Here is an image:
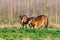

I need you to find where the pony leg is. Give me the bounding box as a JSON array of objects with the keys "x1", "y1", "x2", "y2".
[
  {"x1": 20, "y1": 23, "x2": 24, "y2": 29},
  {"x1": 44, "y1": 21, "x2": 48, "y2": 29},
  {"x1": 29, "y1": 24, "x2": 34, "y2": 29},
  {"x1": 20, "y1": 23, "x2": 22, "y2": 29},
  {"x1": 29, "y1": 23, "x2": 35, "y2": 29},
  {"x1": 32, "y1": 25, "x2": 35, "y2": 29},
  {"x1": 45, "y1": 24, "x2": 48, "y2": 29},
  {"x1": 25, "y1": 24, "x2": 27, "y2": 30},
  {"x1": 29, "y1": 24, "x2": 33, "y2": 29},
  {"x1": 33, "y1": 26, "x2": 34, "y2": 29},
  {"x1": 39, "y1": 26, "x2": 42, "y2": 29},
  {"x1": 29, "y1": 24, "x2": 31, "y2": 29}
]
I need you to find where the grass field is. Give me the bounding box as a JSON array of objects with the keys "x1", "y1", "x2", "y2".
[{"x1": 0, "y1": 27, "x2": 60, "y2": 40}]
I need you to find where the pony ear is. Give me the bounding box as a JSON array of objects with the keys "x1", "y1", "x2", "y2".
[
  {"x1": 19, "y1": 15, "x2": 22, "y2": 19},
  {"x1": 19, "y1": 15, "x2": 21, "y2": 18},
  {"x1": 19, "y1": 15, "x2": 22, "y2": 17}
]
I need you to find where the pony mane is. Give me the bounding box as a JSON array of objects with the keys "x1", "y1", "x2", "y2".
[{"x1": 37, "y1": 15, "x2": 47, "y2": 18}]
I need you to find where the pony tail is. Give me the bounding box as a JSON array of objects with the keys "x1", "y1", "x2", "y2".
[{"x1": 45, "y1": 17, "x2": 48, "y2": 29}]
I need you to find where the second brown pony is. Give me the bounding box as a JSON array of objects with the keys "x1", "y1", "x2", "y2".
[
  {"x1": 27, "y1": 15, "x2": 48, "y2": 29},
  {"x1": 19, "y1": 15, "x2": 28, "y2": 29}
]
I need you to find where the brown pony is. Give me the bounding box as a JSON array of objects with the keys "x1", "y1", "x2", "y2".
[
  {"x1": 27, "y1": 15, "x2": 48, "y2": 29},
  {"x1": 19, "y1": 15, "x2": 28, "y2": 29}
]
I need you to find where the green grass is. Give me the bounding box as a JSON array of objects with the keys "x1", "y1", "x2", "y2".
[{"x1": 0, "y1": 27, "x2": 60, "y2": 40}]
